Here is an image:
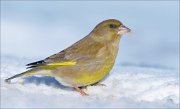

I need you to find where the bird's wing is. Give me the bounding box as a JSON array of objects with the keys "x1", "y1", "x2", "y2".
[
  {"x1": 26, "y1": 50, "x2": 74, "y2": 69},
  {"x1": 26, "y1": 37, "x2": 105, "y2": 69}
]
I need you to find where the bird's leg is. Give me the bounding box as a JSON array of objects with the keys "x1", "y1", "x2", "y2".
[{"x1": 72, "y1": 84, "x2": 89, "y2": 96}]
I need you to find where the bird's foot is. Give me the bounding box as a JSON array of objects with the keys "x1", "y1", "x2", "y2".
[
  {"x1": 80, "y1": 90, "x2": 89, "y2": 96},
  {"x1": 72, "y1": 84, "x2": 89, "y2": 96}
]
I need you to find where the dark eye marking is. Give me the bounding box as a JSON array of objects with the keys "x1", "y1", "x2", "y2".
[{"x1": 109, "y1": 24, "x2": 117, "y2": 29}]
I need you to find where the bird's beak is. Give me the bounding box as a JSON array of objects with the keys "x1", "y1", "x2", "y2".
[{"x1": 117, "y1": 25, "x2": 131, "y2": 35}]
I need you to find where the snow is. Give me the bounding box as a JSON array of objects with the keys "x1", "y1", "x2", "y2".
[
  {"x1": 1, "y1": 56, "x2": 179, "y2": 108},
  {"x1": 1, "y1": 1, "x2": 179, "y2": 108}
]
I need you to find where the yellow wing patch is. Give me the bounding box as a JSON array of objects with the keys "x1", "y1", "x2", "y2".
[
  {"x1": 36, "y1": 61, "x2": 77, "y2": 69},
  {"x1": 47, "y1": 61, "x2": 77, "y2": 66}
]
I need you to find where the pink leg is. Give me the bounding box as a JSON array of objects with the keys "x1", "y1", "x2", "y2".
[{"x1": 72, "y1": 84, "x2": 89, "y2": 96}]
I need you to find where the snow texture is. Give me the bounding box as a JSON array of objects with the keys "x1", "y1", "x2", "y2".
[
  {"x1": 1, "y1": 56, "x2": 179, "y2": 108},
  {"x1": 1, "y1": 1, "x2": 179, "y2": 108}
]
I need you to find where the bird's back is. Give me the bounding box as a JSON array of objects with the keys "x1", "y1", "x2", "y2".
[{"x1": 45, "y1": 36, "x2": 106, "y2": 63}]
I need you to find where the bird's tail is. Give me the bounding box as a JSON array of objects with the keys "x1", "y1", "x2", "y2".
[{"x1": 5, "y1": 70, "x2": 34, "y2": 83}]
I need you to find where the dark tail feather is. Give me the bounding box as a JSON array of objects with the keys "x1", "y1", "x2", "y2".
[
  {"x1": 5, "y1": 71, "x2": 33, "y2": 83},
  {"x1": 26, "y1": 60, "x2": 45, "y2": 69},
  {"x1": 26, "y1": 60, "x2": 45, "y2": 66}
]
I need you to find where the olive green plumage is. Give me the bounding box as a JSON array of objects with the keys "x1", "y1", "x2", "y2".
[{"x1": 5, "y1": 19, "x2": 130, "y2": 95}]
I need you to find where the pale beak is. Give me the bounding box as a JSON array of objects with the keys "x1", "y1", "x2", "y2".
[{"x1": 117, "y1": 25, "x2": 131, "y2": 35}]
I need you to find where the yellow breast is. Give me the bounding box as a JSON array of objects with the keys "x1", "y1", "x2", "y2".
[
  {"x1": 74, "y1": 43, "x2": 119, "y2": 86},
  {"x1": 54, "y1": 39, "x2": 120, "y2": 87},
  {"x1": 74, "y1": 60, "x2": 115, "y2": 86}
]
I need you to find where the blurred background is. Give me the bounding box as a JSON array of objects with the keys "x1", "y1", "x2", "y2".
[{"x1": 1, "y1": 1, "x2": 179, "y2": 70}]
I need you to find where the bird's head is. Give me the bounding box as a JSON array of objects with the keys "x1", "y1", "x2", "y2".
[{"x1": 90, "y1": 19, "x2": 131, "y2": 42}]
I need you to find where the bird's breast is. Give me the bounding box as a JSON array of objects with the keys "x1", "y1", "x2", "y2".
[{"x1": 72, "y1": 43, "x2": 119, "y2": 86}]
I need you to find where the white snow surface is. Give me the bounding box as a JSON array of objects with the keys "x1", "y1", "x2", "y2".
[{"x1": 1, "y1": 56, "x2": 179, "y2": 108}]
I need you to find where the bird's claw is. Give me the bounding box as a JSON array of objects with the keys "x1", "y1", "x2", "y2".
[{"x1": 72, "y1": 84, "x2": 89, "y2": 96}]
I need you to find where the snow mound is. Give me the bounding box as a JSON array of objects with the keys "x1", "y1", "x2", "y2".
[{"x1": 1, "y1": 58, "x2": 179, "y2": 108}]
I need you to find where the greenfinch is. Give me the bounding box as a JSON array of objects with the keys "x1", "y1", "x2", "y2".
[{"x1": 5, "y1": 19, "x2": 130, "y2": 96}]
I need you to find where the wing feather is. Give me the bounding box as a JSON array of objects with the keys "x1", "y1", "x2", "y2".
[{"x1": 26, "y1": 36, "x2": 104, "y2": 69}]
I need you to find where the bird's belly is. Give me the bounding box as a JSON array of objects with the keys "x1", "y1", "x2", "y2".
[
  {"x1": 53, "y1": 61, "x2": 114, "y2": 87},
  {"x1": 75, "y1": 64, "x2": 114, "y2": 86}
]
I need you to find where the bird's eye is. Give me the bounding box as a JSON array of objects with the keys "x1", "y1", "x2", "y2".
[{"x1": 109, "y1": 24, "x2": 117, "y2": 29}]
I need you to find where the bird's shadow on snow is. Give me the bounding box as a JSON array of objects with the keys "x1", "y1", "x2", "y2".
[{"x1": 23, "y1": 76, "x2": 74, "y2": 91}]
